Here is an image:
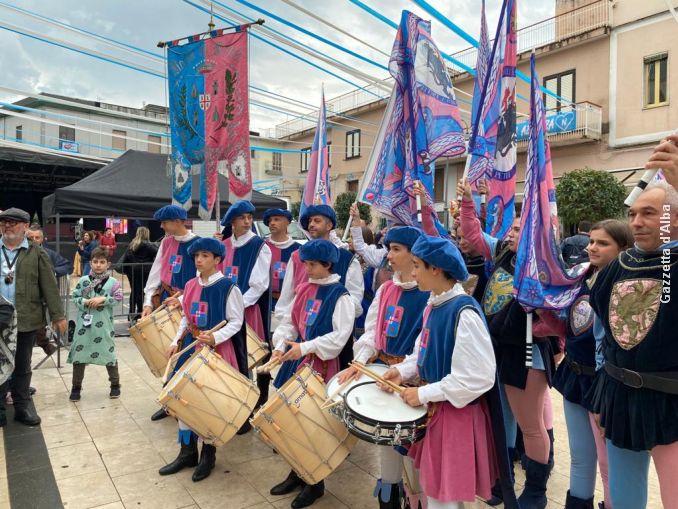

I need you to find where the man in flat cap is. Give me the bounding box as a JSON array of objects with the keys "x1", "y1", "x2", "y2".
[{"x1": 0, "y1": 208, "x2": 66, "y2": 427}]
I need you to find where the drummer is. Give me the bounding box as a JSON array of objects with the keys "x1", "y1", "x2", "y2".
[
  {"x1": 381, "y1": 235, "x2": 498, "y2": 509},
  {"x1": 337, "y1": 226, "x2": 430, "y2": 508},
  {"x1": 269, "y1": 239, "x2": 355, "y2": 508},
  {"x1": 159, "y1": 238, "x2": 245, "y2": 483},
  {"x1": 142, "y1": 204, "x2": 201, "y2": 422},
  {"x1": 275, "y1": 204, "x2": 364, "y2": 369},
  {"x1": 260, "y1": 208, "x2": 300, "y2": 406}
]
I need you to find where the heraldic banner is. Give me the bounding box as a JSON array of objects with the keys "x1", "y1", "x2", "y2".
[{"x1": 167, "y1": 28, "x2": 252, "y2": 219}]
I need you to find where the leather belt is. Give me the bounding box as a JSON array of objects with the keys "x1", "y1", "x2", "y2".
[
  {"x1": 564, "y1": 355, "x2": 596, "y2": 377},
  {"x1": 368, "y1": 351, "x2": 406, "y2": 366},
  {"x1": 604, "y1": 362, "x2": 678, "y2": 394}
]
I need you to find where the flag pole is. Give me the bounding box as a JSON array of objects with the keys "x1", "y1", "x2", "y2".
[
  {"x1": 525, "y1": 312, "x2": 533, "y2": 368},
  {"x1": 157, "y1": 19, "x2": 264, "y2": 47}
]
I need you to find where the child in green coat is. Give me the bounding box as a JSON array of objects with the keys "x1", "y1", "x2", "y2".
[{"x1": 68, "y1": 247, "x2": 123, "y2": 401}]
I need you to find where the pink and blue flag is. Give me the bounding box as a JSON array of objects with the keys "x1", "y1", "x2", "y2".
[
  {"x1": 358, "y1": 11, "x2": 466, "y2": 232},
  {"x1": 466, "y1": 0, "x2": 517, "y2": 240},
  {"x1": 300, "y1": 89, "x2": 331, "y2": 218},
  {"x1": 513, "y1": 53, "x2": 587, "y2": 311},
  {"x1": 167, "y1": 28, "x2": 252, "y2": 219}
]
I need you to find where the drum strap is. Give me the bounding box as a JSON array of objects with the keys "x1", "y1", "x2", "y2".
[{"x1": 152, "y1": 282, "x2": 176, "y2": 310}]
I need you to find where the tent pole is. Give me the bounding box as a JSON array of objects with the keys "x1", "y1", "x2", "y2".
[{"x1": 55, "y1": 213, "x2": 61, "y2": 254}]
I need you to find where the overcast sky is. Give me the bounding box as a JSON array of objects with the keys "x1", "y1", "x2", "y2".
[{"x1": 0, "y1": 0, "x2": 553, "y2": 132}]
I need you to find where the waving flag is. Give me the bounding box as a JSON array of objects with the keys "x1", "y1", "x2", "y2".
[
  {"x1": 300, "y1": 89, "x2": 331, "y2": 219},
  {"x1": 358, "y1": 11, "x2": 466, "y2": 231},
  {"x1": 465, "y1": 0, "x2": 517, "y2": 240},
  {"x1": 513, "y1": 52, "x2": 587, "y2": 312},
  {"x1": 167, "y1": 28, "x2": 252, "y2": 219},
  {"x1": 467, "y1": 0, "x2": 492, "y2": 185}
]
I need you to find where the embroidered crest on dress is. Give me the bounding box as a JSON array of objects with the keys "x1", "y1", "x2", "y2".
[
  {"x1": 190, "y1": 301, "x2": 208, "y2": 328},
  {"x1": 462, "y1": 274, "x2": 479, "y2": 296},
  {"x1": 384, "y1": 305, "x2": 404, "y2": 338},
  {"x1": 417, "y1": 327, "x2": 430, "y2": 367},
  {"x1": 608, "y1": 278, "x2": 661, "y2": 350},
  {"x1": 223, "y1": 265, "x2": 239, "y2": 283},
  {"x1": 273, "y1": 261, "x2": 287, "y2": 281},
  {"x1": 483, "y1": 268, "x2": 514, "y2": 316},
  {"x1": 170, "y1": 255, "x2": 183, "y2": 274},
  {"x1": 304, "y1": 299, "x2": 322, "y2": 327},
  {"x1": 570, "y1": 296, "x2": 593, "y2": 336}
]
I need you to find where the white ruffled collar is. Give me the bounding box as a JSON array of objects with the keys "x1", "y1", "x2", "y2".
[
  {"x1": 308, "y1": 273, "x2": 341, "y2": 285},
  {"x1": 428, "y1": 283, "x2": 465, "y2": 305}
]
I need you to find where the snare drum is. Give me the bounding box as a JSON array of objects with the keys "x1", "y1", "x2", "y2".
[
  {"x1": 246, "y1": 324, "x2": 269, "y2": 370},
  {"x1": 251, "y1": 365, "x2": 357, "y2": 484},
  {"x1": 342, "y1": 382, "x2": 427, "y2": 446},
  {"x1": 158, "y1": 346, "x2": 260, "y2": 447},
  {"x1": 324, "y1": 364, "x2": 388, "y2": 418},
  {"x1": 129, "y1": 306, "x2": 182, "y2": 377}
]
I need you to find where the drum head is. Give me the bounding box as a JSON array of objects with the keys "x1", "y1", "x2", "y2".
[
  {"x1": 325, "y1": 364, "x2": 389, "y2": 401},
  {"x1": 344, "y1": 382, "x2": 427, "y2": 423}
]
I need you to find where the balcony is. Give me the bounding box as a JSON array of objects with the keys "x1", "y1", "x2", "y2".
[
  {"x1": 451, "y1": 0, "x2": 610, "y2": 75},
  {"x1": 517, "y1": 101, "x2": 602, "y2": 146}
]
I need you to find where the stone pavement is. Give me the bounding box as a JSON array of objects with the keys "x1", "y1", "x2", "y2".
[{"x1": 0, "y1": 336, "x2": 663, "y2": 509}]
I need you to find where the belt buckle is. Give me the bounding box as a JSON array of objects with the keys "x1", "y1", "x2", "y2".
[{"x1": 620, "y1": 368, "x2": 644, "y2": 389}]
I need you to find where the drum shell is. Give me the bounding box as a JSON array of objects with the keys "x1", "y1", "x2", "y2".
[
  {"x1": 246, "y1": 325, "x2": 269, "y2": 370},
  {"x1": 251, "y1": 365, "x2": 357, "y2": 484},
  {"x1": 129, "y1": 306, "x2": 182, "y2": 377},
  {"x1": 158, "y1": 346, "x2": 260, "y2": 447}
]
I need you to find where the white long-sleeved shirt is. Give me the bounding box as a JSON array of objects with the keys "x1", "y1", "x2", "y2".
[
  {"x1": 353, "y1": 273, "x2": 419, "y2": 363},
  {"x1": 266, "y1": 235, "x2": 297, "y2": 250},
  {"x1": 329, "y1": 230, "x2": 349, "y2": 250},
  {"x1": 350, "y1": 226, "x2": 387, "y2": 269},
  {"x1": 395, "y1": 284, "x2": 496, "y2": 408},
  {"x1": 229, "y1": 230, "x2": 271, "y2": 308},
  {"x1": 143, "y1": 230, "x2": 198, "y2": 308},
  {"x1": 171, "y1": 272, "x2": 245, "y2": 347},
  {"x1": 274, "y1": 247, "x2": 364, "y2": 321},
  {"x1": 273, "y1": 274, "x2": 355, "y2": 360}
]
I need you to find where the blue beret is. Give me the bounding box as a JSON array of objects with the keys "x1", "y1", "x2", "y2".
[
  {"x1": 263, "y1": 208, "x2": 292, "y2": 226},
  {"x1": 300, "y1": 204, "x2": 337, "y2": 230},
  {"x1": 299, "y1": 239, "x2": 339, "y2": 264},
  {"x1": 187, "y1": 238, "x2": 225, "y2": 259},
  {"x1": 411, "y1": 235, "x2": 469, "y2": 281},
  {"x1": 384, "y1": 226, "x2": 423, "y2": 250},
  {"x1": 153, "y1": 205, "x2": 187, "y2": 221},
  {"x1": 220, "y1": 200, "x2": 256, "y2": 226}
]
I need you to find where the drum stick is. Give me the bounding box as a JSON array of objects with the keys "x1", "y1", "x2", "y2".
[
  {"x1": 161, "y1": 320, "x2": 227, "y2": 382},
  {"x1": 320, "y1": 399, "x2": 344, "y2": 411},
  {"x1": 256, "y1": 356, "x2": 280, "y2": 374},
  {"x1": 153, "y1": 291, "x2": 182, "y2": 315},
  {"x1": 321, "y1": 376, "x2": 356, "y2": 409},
  {"x1": 351, "y1": 362, "x2": 404, "y2": 394}
]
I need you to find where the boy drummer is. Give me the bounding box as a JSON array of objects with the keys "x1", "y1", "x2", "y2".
[
  {"x1": 159, "y1": 238, "x2": 246, "y2": 482},
  {"x1": 381, "y1": 235, "x2": 498, "y2": 509},
  {"x1": 269, "y1": 239, "x2": 355, "y2": 508},
  {"x1": 337, "y1": 226, "x2": 429, "y2": 508}
]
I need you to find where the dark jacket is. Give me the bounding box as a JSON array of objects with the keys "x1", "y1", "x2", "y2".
[
  {"x1": 77, "y1": 240, "x2": 98, "y2": 263},
  {"x1": 561, "y1": 233, "x2": 590, "y2": 266},
  {"x1": 43, "y1": 246, "x2": 73, "y2": 277},
  {"x1": 14, "y1": 242, "x2": 65, "y2": 332}
]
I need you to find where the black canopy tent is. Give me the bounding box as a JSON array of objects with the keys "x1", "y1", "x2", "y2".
[{"x1": 42, "y1": 149, "x2": 286, "y2": 253}]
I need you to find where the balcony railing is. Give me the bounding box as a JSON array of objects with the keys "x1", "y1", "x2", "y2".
[
  {"x1": 451, "y1": 0, "x2": 610, "y2": 73},
  {"x1": 274, "y1": 79, "x2": 391, "y2": 139}
]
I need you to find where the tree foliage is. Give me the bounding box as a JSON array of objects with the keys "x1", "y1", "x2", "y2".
[
  {"x1": 555, "y1": 168, "x2": 627, "y2": 227},
  {"x1": 291, "y1": 201, "x2": 301, "y2": 220},
  {"x1": 334, "y1": 191, "x2": 372, "y2": 229}
]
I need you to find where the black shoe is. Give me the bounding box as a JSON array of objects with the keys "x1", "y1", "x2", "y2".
[
  {"x1": 159, "y1": 436, "x2": 199, "y2": 476},
  {"x1": 517, "y1": 457, "x2": 550, "y2": 509},
  {"x1": 255, "y1": 373, "x2": 271, "y2": 409},
  {"x1": 270, "y1": 470, "x2": 305, "y2": 496},
  {"x1": 291, "y1": 481, "x2": 324, "y2": 508},
  {"x1": 14, "y1": 407, "x2": 41, "y2": 426},
  {"x1": 484, "y1": 480, "x2": 503, "y2": 506},
  {"x1": 565, "y1": 490, "x2": 594, "y2": 509},
  {"x1": 29, "y1": 386, "x2": 37, "y2": 396},
  {"x1": 192, "y1": 444, "x2": 216, "y2": 482},
  {"x1": 69, "y1": 386, "x2": 81, "y2": 402},
  {"x1": 151, "y1": 408, "x2": 169, "y2": 421},
  {"x1": 236, "y1": 420, "x2": 252, "y2": 435},
  {"x1": 109, "y1": 385, "x2": 121, "y2": 399},
  {"x1": 375, "y1": 480, "x2": 401, "y2": 509}
]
